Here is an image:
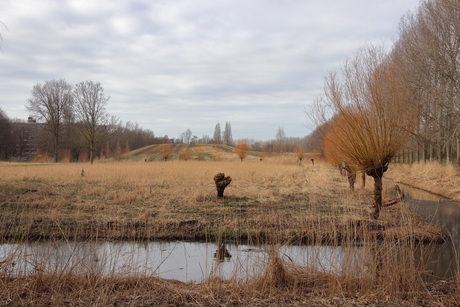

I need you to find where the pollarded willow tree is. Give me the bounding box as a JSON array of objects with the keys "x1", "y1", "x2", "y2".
[{"x1": 316, "y1": 45, "x2": 417, "y2": 219}]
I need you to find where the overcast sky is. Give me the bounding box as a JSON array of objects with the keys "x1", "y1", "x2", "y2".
[{"x1": 0, "y1": 0, "x2": 420, "y2": 140}]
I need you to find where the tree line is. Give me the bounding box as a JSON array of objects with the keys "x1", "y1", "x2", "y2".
[
  {"x1": 393, "y1": 0, "x2": 460, "y2": 164},
  {"x1": 0, "y1": 79, "x2": 160, "y2": 163},
  {"x1": 310, "y1": 0, "x2": 460, "y2": 165},
  {"x1": 309, "y1": 0, "x2": 459, "y2": 219}
]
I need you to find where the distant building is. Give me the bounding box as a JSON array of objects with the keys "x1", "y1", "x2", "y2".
[
  {"x1": 24, "y1": 117, "x2": 39, "y2": 161},
  {"x1": 14, "y1": 116, "x2": 42, "y2": 161}
]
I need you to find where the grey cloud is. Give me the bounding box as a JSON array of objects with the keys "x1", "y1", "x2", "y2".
[{"x1": 0, "y1": 0, "x2": 420, "y2": 139}]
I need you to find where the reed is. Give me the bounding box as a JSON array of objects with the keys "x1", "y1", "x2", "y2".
[
  {"x1": 387, "y1": 161, "x2": 460, "y2": 201},
  {"x1": 0, "y1": 158, "x2": 456, "y2": 305}
]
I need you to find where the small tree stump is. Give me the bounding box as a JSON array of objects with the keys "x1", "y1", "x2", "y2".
[{"x1": 214, "y1": 173, "x2": 232, "y2": 198}]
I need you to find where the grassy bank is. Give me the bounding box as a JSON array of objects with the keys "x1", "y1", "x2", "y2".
[
  {"x1": 387, "y1": 161, "x2": 460, "y2": 201},
  {"x1": 0, "y1": 159, "x2": 443, "y2": 244},
  {"x1": 0, "y1": 158, "x2": 457, "y2": 305}
]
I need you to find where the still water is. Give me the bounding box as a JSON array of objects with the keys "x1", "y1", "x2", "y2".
[
  {"x1": 395, "y1": 183, "x2": 460, "y2": 281},
  {"x1": 1, "y1": 183, "x2": 459, "y2": 283},
  {"x1": 0, "y1": 241, "x2": 361, "y2": 282}
]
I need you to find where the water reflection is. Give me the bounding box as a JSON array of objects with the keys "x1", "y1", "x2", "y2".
[
  {"x1": 388, "y1": 183, "x2": 460, "y2": 281},
  {"x1": 0, "y1": 241, "x2": 363, "y2": 283},
  {"x1": 1, "y1": 184, "x2": 459, "y2": 283},
  {"x1": 214, "y1": 243, "x2": 232, "y2": 262}
]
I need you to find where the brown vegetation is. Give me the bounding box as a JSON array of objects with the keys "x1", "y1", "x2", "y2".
[
  {"x1": 159, "y1": 143, "x2": 174, "y2": 161},
  {"x1": 295, "y1": 144, "x2": 306, "y2": 163},
  {"x1": 235, "y1": 141, "x2": 249, "y2": 161},
  {"x1": 387, "y1": 162, "x2": 460, "y2": 201},
  {"x1": 0, "y1": 158, "x2": 455, "y2": 305},
  {"x1": 0, "y1": 159, "x2": 444, "y2": 243},
  {"x1": 314, "y1": 46, "x2": 416, "y2": 219}
]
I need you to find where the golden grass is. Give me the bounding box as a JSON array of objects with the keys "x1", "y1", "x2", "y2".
[
  {"x1": 0, "y1": 158, "x2": 445, "y2": 242},
  {"x1": 0, "y1": 158, "x2": 443, "y2": 243},
  {"x1": 0, "y1": 158, "x2": 456, "y2": 305}
]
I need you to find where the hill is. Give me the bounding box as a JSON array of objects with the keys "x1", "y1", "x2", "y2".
[{"x1": 126, "y1": 144, "x2": 261, "y2": 162}]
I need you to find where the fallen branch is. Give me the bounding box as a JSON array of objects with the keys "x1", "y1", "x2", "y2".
[{"x1": 383, "y1": 184, "x2": 404, "y2": 207}]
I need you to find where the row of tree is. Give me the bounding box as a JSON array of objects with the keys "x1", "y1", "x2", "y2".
[
  {"x1": 310, "y1": 0, "x2": 459, "y2": 219},
  {"x1": 211, "y1": 122, "x2": 234, "y2": 145},
  {"x1": 178, "y1": 122, "x2": 234, "y2": 145},
  {"x1": 393, "y1": 0, "x2": 460, "y2": 164},
  {"x1": 26, "y1": 79, "x2": 110, "y2": 163},
  {"x1": 0, "y1": 79, "x2": 162, "y2": 162},
  {"x1": 176, "y1": 123, "x2": 312, "y2": 155}
]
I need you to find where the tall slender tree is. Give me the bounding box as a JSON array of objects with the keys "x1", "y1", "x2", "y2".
[
  {"x1": 394, "y1": 0, "x2": 460, "y2": 163},
  {"x1": 213, "y1": 123, "x2": 222, "y2": 144},
  {"x1": 222, "y1": 121, "x2": 233, "y2": 145}
]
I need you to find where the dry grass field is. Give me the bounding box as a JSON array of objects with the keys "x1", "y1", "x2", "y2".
[
  {"x1": 0, "y1": 156, "x2": 442, "y2": 244},
  {"x1": 0, "y1": 154, "x2": 458, "y2": 305}
]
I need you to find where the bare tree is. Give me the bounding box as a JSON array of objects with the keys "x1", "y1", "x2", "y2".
[
  {"x1": 394, "y1": 0, "x2": 460, "y2": 163},
  {"x1": 315, "y1": 45, "x2": 416, "y2": 219},
  {"x1": 182, "y1": 128, "x2": 192, "y2": 144},
  {"x1": 275, "y1": 127, "x2": 286, "y2": 153},
  {"x1": 27, "y1": 79, "x2": 73, "y2": 162},
  {"x1": 73, "y1": 81, "x2": 110, "y2": 164},
  {"x1": 0, "y1": 108, "x2": 14, "y2": 160}
]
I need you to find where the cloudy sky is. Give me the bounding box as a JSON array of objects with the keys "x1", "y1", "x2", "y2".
[{"x1": 0, "y1": 0, "x2": 420, "y2": 140}]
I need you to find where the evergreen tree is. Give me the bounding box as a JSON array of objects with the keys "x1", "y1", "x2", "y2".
[
  {"x1": 222, "y1": 121, "x2": 233, "y2": 145},
  {"x1": 212, "y1": 123, "x2": 222, "y2": 144}
]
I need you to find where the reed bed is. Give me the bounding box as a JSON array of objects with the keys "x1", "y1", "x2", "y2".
[
  {"x1": 0, "y1": 158, "x2": 457, "y2": 305},
  {"x1": 387, "y1": 161, "x2": 460, "y2": 201}
]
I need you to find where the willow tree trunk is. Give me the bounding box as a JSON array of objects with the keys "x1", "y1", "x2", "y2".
[
  {"x1": 367, "y1": 164, "x2": 387, "y2": 220},
  {"x1": 214, "y1": 173, "x2": 232, "y2": 198},
  {"x1": 361, "y1": 172, "x2": 366, "y2": 188},
  {"x1": 371, "y1": 175, "x2": 383, "y2": 220},
  {"x1": 53, "y1": 132, "x2": 59, "y2": 163}
]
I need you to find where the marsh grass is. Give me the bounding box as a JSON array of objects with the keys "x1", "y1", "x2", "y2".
[
  {"x1": 387, "y1": 161, "x2": 460, "y2": 201},
  {"x1": 0, "y1": 158, "x2": 456, "y2": 305}
]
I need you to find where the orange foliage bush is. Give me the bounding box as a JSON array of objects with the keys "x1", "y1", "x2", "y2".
[{"x1": 235, "y1": 141, "x2": 249, "y2": 161}]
